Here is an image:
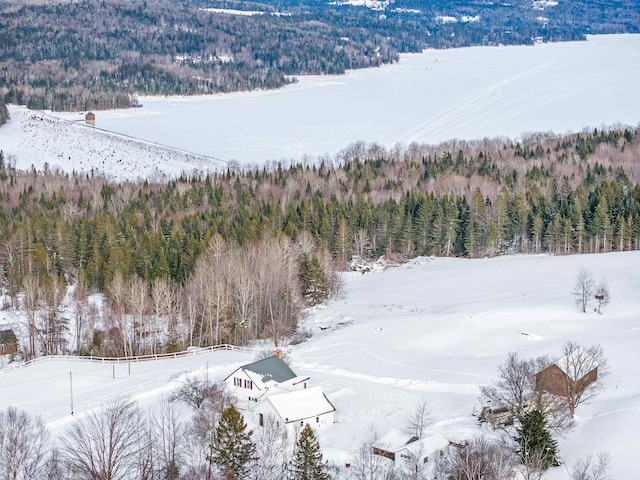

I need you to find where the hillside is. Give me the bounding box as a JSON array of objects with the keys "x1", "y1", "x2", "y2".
[
  {"x1": 0, "y1": 106, "x2": 227, "y2": 182},
  {"x1": 1, "y1": 252, "x2": 639, "y2": 478}
]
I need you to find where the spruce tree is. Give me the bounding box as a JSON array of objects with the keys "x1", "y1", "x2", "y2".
[
  {"x1": 515, "y1": 410, "x2": 560, "y2": 471},
  {"x1": 288, "y1": 424, "x2": 330, "y2": 480},
  {"x1": 210, "y1": 405, "x2": 256, "y2": 479},
  {"x1": 299, "y1": 254, "x2": 330, "y2": 306}
]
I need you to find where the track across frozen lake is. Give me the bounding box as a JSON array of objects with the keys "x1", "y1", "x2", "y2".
[{"x1": 77, "y1": 35, "x2": 640, "y2": 166}]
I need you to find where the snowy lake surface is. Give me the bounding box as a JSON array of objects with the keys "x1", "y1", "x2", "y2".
[{"x1": 91, "y1": 34, "x2": 640, "y2": 166}]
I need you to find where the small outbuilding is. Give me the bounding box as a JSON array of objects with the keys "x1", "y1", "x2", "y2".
[
  {"x1": 0, "y1": 329, "x2": 18, "y2": 355},
  {"x1": 85, "y1": 112, "x2": 96, "y2": 126},
  {"x1": 533, "y1": 348, "x2": 598, "y2": 398},
  {"x1": 373, "y1": 430, "x2": 450, "y2": 466}
]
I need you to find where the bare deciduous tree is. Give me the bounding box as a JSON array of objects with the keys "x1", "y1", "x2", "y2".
[
  {"x1": 403, "y1": 397, "x2": 431, "y2": 439},
  {"x1": 571, "y1": 452, "x2": 611, "y2": 480},
  {"x1": 0, "y1": 407, "x2": 51, "y2": 480},
  {"x1": 480, "y1": 352, "x2": 573, "y2": 434},
  {"x1": 148, "y1": 397, "x2": 187, "y2": 480},
  {"x1": 107, "y1": 271, "x2": 130, "y2": 356},
  {"x1": 594, "y1": 280, "x2": 610, "y2": 314},
  {"x1": 22, "y1": 273, "x2": 40, "y2": 358},
  {"x1": 251, "y1": 415, "x2": 290, "y2": 480},
  {"x1": 556, "y1": 341, "x2": 609, "y2": 417},
  {"x1": 572, "y1": 268, "x2": 595, "y2": 313},
  {"x1": 59, "y1": 398, "x2": 145, "y2": 480},
  {"x1": 151, "y1": 277, "x2": 171, "y2": 354},
  {"x1": 353, "y1": 228, "x2": 372, "y2": 259},
  {"x1": 188, "y1": 385, "x2": 236, "y2": 479},
  {"x1": 169, "y1": 376, "x2": 227, "y2": 410},
  {"x1": 347, "y1": 431, "x2": 397, "y2": 480},
  {"x1": 441, "y1": 436, "x2": 517, "y2": 480},
  {"x1": 127, "y1": 276, "x2": 148, "y2": 355}
]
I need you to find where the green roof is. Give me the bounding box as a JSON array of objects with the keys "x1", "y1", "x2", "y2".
[{"x1": 242, "y1": 355, "x2": 297, "y2": 384}]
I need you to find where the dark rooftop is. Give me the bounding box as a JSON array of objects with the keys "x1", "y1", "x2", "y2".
[{"x1": 242, "y1": 355, "x2": 297, "y2": 384}]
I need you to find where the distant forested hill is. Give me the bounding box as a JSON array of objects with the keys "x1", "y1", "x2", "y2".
[{"x1": 0, "y1": 0, "x2": 638, "y2": 112}]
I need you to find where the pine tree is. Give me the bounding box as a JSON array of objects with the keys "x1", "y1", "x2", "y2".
[
  {"x1": 299, "y1": 254, "x2": 330, "y2": 306},
  {"x1": 288, "y1": 424, "x2": 330, "y2": 480},
  {"x1": 515, "y1": 410, "x2": 560, "y2": 471},
  {"x1": 210, "y1": 405, "x2": 256, "y2": 479}
]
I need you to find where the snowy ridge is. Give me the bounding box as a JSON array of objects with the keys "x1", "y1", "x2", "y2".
[{"x1": 0, "y1": 106, "x2": 228, "y2": 182}]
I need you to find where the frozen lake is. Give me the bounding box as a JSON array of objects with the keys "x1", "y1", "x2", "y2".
[{"x1": 90, "y1": 35, "x2": 640, "y2": 165}]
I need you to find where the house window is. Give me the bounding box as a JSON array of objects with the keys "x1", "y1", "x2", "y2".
[
  {"x1": 234, "y1": 378, "x2": 242, "y2": 387},
  {"x1": 259, "y1": 413, "x2": 264, "y2": 427},
  {"x1": 316, "y1": 417, "x2": 319, "y2": 423},
  {"x1": 243, "y1": 379, "x2": 253, "y2": 389},
  {"x1": 301, "y1": 421, "x2": 304, "y2": 427},
  {"x1": 423, "y1": 456, "x2": 429, "y2": 463}
]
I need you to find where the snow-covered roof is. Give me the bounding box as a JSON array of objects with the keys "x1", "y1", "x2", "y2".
[
  {"x1": 277, "y1": 375, "x2": 311, "y2": 390},
  {"x1": 402, "y1": 433, "x2": 450, "y2": 457},
  {"x1": 376, "y1": 429, "x2": 418, "y2": 452},
  {"x1": 229, "y1": 355, "x2": 297, "y2": 385},
  {"x1": 376, "y1": 429, "x2": 449, "y2": 455},
  {"x1": 554, "y1": 347, "x2": 598, "y2": 382},
  {"x1": 259, "y1": 386, "x2": 335, "y2": 423}
]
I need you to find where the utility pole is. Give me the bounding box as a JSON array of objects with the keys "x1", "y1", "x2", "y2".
[{"x1": 70, "y1": 371, "x2": 74, "y2": 415}]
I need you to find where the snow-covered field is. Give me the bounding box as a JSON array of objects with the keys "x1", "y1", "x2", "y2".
[{"x1": 1, "y1": 252, "x2": 639, "y2": 478}]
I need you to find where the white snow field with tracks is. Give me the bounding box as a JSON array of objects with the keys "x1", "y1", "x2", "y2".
[
  {"x1": 0, "y1": 34, "x2": 638, "y2": 181},
  {"x1": 1, "y1": 252, "x2": 639, "y2": 478}
]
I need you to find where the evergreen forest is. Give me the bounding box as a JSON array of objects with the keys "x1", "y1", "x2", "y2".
[{"x1": 0, "y1": 126, "x2": 639, "y2": 358}]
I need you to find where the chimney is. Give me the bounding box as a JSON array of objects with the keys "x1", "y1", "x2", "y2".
[{"x1": 272, "y1": 348, "x2": 282, "y2": 359}]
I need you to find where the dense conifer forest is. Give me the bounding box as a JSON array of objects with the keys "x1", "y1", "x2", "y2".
[
  {"x1": 0, "y1": 126, "x2": 638, "y2": 356},
  {"x1": 1, "y1": 0, "x2": 638, "y2": 111}
]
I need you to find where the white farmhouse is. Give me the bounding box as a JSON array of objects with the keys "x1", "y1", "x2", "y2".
[
  {"x1": 224, "y1": 354, "x2": 309, "y2": 409},
  {"x1": 253, "y1": 385, "x2": 336, "y2": 431}
]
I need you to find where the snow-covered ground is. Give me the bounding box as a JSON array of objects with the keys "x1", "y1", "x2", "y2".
[
  {"x1": 1, "y1": 252, "x2": 639, "y2": 478},
  {"x1": 0, "y1": 35, "x2": 638, "y2": 180},
  {"x1": 0, "y1": 107, "x2": 228, "y2": 182},
  {"x1": 47, "y1": 34, "x2": 640, "y2": 168}
]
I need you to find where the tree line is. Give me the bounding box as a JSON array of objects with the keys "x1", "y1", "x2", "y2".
[
  {"x1": 1, "y1": 0, "x2": 637, "y2": 112},
  {"x1": 0, "y1": 126, "x2": 638, "y2": 357}
]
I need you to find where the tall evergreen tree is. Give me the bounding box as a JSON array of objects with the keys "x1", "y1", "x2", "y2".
[
  {"x1": 299, "y1": 254, "x2": 330, "y2": 306},
  {"x1": 288, "y1": 424, "x2": 330, "y2": 480},
  {"x1": 210, "y1": 405, "x2": 256, "y2": 480},
  {"x1": 515, "y1": 410, "x2": 560, "y2": 472}
]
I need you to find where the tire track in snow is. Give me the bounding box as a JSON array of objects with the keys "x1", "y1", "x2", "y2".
[
  {"x1": 295, "y1": 361, "x2": 482, "y2": 395},
  {"x1": 389, "y1": 60, "x2": 636, "y2": 146}
]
